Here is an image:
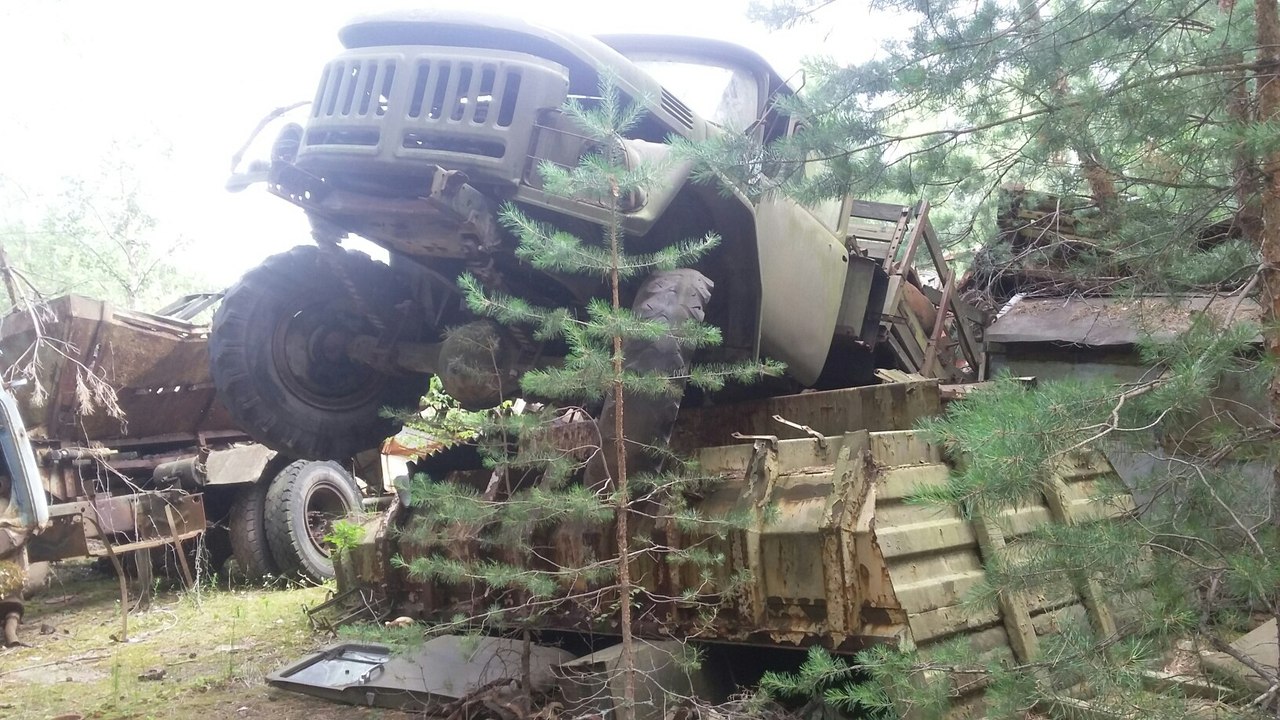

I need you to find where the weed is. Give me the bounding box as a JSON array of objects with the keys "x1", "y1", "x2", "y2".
[
  {"x1": 0, "y1": 564, "x2": 334, "y2": 719},
  {"x1": 324, "y1": 518, "x2": 365, "y2": 557}
]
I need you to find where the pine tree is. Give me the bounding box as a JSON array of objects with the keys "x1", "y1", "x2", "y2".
[
  {"x1": 732, "y1": 1, "x2": 1280, "y2": 716},
  {"x1": 393, "y1": 77, "x2": 777, "y2": 720},
  {"x1": 720, "y1": 0, "x2": 1277, "y2": 291}
]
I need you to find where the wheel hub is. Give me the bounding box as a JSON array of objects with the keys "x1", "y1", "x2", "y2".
[
  {"x1": 272, "y1": 302, "x2": 384, "y2": 412},
  {"x1": 302, "y1": 483, "x2": 349, "y2": 559}
]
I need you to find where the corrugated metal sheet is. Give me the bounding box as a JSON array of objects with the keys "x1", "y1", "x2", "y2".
[
  {"x1": 379, "y1": 424, "x2": 1132, "y2": 659},
  {"x1": 988, "y1": 295, "x2": 1263, "y2": 346}
]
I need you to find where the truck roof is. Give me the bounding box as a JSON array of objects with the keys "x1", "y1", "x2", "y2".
[{"x1": 338, "y1": 10, "x2": 792, "y2": 99}]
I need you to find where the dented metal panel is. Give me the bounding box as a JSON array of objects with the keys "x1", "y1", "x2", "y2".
[
  {"x1": 671, "y1": 378, "x2": 942, "y2": 451},
  {"x1": 203, "y1": 444, "x2": 276, "y2": 486},
  {"x1": 0, "y1": 295, "x2": 238, "y2": 443},
  {"x1": 268, "y1": 636, "x2": 572, "y2": 711},
  {"x1": 364, "y1": 381, "x2": 1132, "y2": 657}
]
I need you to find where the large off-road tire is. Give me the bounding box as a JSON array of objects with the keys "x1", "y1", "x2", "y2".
[
  {"x1": 263, "y1": 460, "x2": 361, "y2": 581},
  {"x1": 591, "y1": 269, "x2": 714, "y2": 483},
  {"x1": 229, "y1": 480, "x2": 276, "y2": 580},
  {"x1": 209, "y1": 245, "x2": 427, "y2": 460}
]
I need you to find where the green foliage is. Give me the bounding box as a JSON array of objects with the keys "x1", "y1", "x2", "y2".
[
  {"x1": 391, "y1": 375, "x2": 494, "y2": 451},
  {"x1": 726, "y1": 0, "x2": 1274, "y2": 286},
  {"x1": 915, "y1": 374, "x2": 1115, "y2": 513},
  {"x1": 323, "y1": 518, "x2": 365, "y2": 557},
  {"x1": 872, "y1": 316, "x2": 1277, "y2": 716},
  {"x1": 760, "y1": 645, "x2": 950, "y2": 719},
  {"x1": 389, "y1": 77, "x2": 767, "y2": 667},
  {"x1": 0, "y1": 140, "x2": 210, "y2": 312}
]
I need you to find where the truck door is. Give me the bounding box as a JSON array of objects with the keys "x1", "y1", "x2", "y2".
[
  {"x1": 753, "y1": 190, "x2": 848, "y2": 386},
  {"x1": 0, "y1": 385, "x2": 48, "y2": 532}
]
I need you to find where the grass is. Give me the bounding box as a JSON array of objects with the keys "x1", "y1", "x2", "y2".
[{"x1": 0, "y1": 561, "x2": 401, "y2": 720}]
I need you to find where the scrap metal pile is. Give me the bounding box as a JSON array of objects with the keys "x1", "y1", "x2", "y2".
[{"x1": 326, "y1": 378, "x2": 1135, "y2": 715}]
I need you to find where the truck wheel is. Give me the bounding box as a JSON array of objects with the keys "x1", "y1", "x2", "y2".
[
  {"x1": 229, "y1": 481, "x2": 276, "y2": 580},
  {"x1": 263, "y1": 460, "x2": 361, "y2": 581},
  {"x1": 209, "y1": 244, "x2": 427, "y2": 460},
  {"x1": 591, "y1": 269, "x2": 713, "y2": 483}
]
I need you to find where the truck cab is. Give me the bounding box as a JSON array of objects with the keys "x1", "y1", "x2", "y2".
[
  {"x1": 215, "y1": 11, "x2": 978, "y2": 461},
  {"x1": 0, "y1": 381, "x2": 49, "y2": 551}
]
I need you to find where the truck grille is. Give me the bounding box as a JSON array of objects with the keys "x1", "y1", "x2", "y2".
[
  {"x1": 307, "y1": 57, "x2": 525, "y2": 157},
  {"x1": 405, "y1": 60, "x2": 521, "y2": 128},
  {"x1": 661, "y1": 89, "x2": 695, "y2": 129},
  {"x1": 298, "y1": 49, "x2": 568, "y2": 185},
  {"x1": 310, "y1": 59, "x2": 399, "y2": 145}
]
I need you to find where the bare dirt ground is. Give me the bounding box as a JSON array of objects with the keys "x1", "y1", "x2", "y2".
[{"x1": 0, "y1": 562, "x2": 412, "y2": 720}]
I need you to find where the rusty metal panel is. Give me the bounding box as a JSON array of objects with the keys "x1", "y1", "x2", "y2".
[
  {"x1": 988, "y1": 295, "x2": 1264, "y2": 346},
  {"x1": 375, "y1": 382, "x2": 1132, "y2": 658},
  {"x1": 26, "y1": 490, "x2": 205, "y2": 561},
  {"x1": 671, "y1": 379, "x2": 941, "y2": 451},
  {"x1": 204, "y1": 444, "x2": 276, "y2": 486},
  {"x1": 0, "y1": 295, "x2": 237, "y2": 443},
  {"x1": 268, "y1": 637, "x2": 572, "y2": 712},
  {"x1": 25, "y1": 511, "x2": 90, "y2": 563}
]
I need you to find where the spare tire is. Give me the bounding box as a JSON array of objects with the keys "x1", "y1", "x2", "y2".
[
  {"x1": 263, "y1": 460, "x2": 361, "y2": 581},
  {"x1": 589, "y1": 269, "x2": 713, "y2": 483},
  {"x1": 228, "y1": 480, "x2": 276, "y2": 580},
  {"x1": 209, "y1": 245, "x2": 428, "y2": 460}
]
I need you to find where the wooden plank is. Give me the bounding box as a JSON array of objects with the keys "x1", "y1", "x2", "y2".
[
  {"x1": 973, "y1": 514, "x2": 1040, "y2": 662},
  {"x1": 880, "y1": 208, "x2": 912, "y2": 272},
  {"x1": 950, "y1": 293, "x2": 981, "y2": 373},
  {"x1": 919, "y1": 208, "x2": 950, "y2": 276},
  {"x1": 852, "y1": 199, "x2": 912, "y2": 223},
  {"x1": 165, "y1": 504, "x2": 196, "y2": 589},
  {"x1": 882, "y1": 286, "x2": 934, "y2": 368},
  {"x1": 859, "y1": 239, "x2": 892, "y2": 260},
  {"x1": 848, "y1": 221, "x2": 898, "y2": 242},
  {"x1": 889, "y1": 321, "x2": 927, "y2": 371},
  {"x1": 93, "y1": 530, "x2": 204, "y2": 556},
  {"x1": 873, "y1": 368, "x2": 928, "y2": 384},
  {"x1": 889, "y1": 199, "x2": 930, "y2": 274},
  {"x1": 921, "y1": 285, "x2": 986, "y2": 327},
  {"x1": 916, "y1": 214, "x2": 982, "y2": 372},
  {"x1": 921, "y1": 268, "x2": 956, "y2": 377}
]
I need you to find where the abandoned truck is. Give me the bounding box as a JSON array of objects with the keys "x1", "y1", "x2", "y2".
[
  {"x1": 0, "y1": 295, "x2": 385, "y2": 583},
  {"x1": 218, "y1": 10, "x2": 982, "y2": 463}
]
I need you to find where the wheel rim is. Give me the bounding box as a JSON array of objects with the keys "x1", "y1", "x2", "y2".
[
  {"x1": 270, "y1": 300, "x2": 384, "y2": 412},
  {"x1": 303, "y1": 482, "x2": 350, "y2": 559}
]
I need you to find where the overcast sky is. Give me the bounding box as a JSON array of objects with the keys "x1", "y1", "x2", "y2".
[{"x1": 0, "y1": 0, "x2": 887, "y2": 290}]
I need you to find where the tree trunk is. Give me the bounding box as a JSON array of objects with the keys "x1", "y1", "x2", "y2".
[
  {"x1": 1252, "y1": 5, "x2": 1280, "y2": 714},
  {"x1": 606, "y1": 175, "x2": 637, "y2": 720}
]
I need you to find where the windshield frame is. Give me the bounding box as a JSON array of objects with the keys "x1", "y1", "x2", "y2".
[{"x1": 620, "y1": 51, "x2": 766, "y2": 133}]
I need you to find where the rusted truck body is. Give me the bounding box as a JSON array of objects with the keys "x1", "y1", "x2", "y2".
[
  {"x1": 0, "y1": 295, "x2": 227, "y2": 570},
  {"x1": 216, "y1": 11, "x2": 983, "y2": 465},
  {"x1": 338, "y1": 378, "x2": 1131, "y2": 680},
  {"x1": 0, "y1": 379, "x2": 50, "y2": 645},
  {"x1": 0, "y1": 295, "x2": 375, "y2": 583}
]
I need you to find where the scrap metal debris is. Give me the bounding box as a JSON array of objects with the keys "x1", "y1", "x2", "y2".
[
  {"x1": 1202, "y1": 619, "x2": 1280, "y2": 696},
  {"x1": 267, "y1": 635, "x2": 572, "y2": 712}
]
